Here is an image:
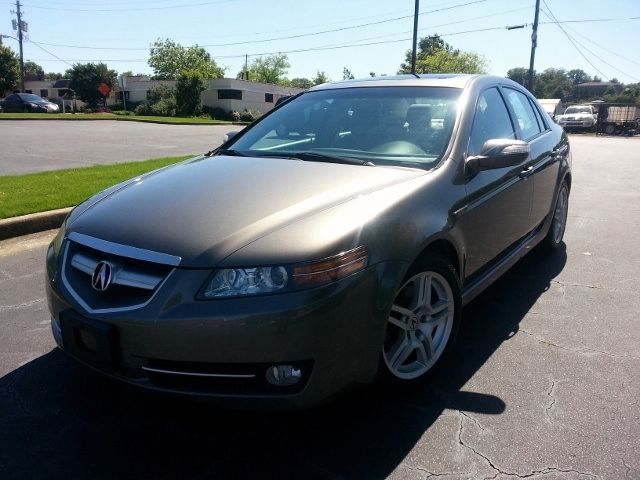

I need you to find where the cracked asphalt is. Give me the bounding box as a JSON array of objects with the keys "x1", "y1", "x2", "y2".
[{"x1": 1, "y1": 135, "x2": 639, "y2": 479}]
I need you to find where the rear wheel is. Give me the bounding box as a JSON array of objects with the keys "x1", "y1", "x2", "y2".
[
  {"x1": 380, "y1": 256, "x2": 461, "y2": 383},
  {"x1": 543, "y1": 181, "x2": 569, "y2": 251}
]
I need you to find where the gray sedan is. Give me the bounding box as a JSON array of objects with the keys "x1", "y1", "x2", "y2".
[{"x1": 45, "y1": 74, "x2": 571, "y2": 408}]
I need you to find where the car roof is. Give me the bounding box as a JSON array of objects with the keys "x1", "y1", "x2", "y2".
[
  {"x1": 309, "y1": 74, "x2": 528, "y2": 93},
  {"x1": 310, "y1": 74, "x2": 480, "y2": 91}
]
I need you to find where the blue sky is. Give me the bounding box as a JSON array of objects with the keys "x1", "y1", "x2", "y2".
[{"x1": 2, "y1": 0, "x2": 639, "y2": 83}]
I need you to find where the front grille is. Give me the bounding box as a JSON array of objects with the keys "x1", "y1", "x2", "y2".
[
  {"x1": 142, "y1": 359, "x2": 313, "y2": 395},
  {"x1": 62, "y1": 234, "x2": 176, "y2": 312}
]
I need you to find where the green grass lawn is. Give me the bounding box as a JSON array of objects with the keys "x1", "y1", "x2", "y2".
[
  {"x1": 0, "y1": 112, "x2": 238, "y2": 125},
  {"x1": 0, "y1": 155, "x2": 194, "y2": 219}
]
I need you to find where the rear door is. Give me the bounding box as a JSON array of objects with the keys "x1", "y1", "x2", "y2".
[{"x1": 501, "y1": 87, "x2": 560, "y2": 229}]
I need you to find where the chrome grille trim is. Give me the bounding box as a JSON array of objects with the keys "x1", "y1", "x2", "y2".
[
  {"x1": 60, "y1": 240, "x2": 175, "y2": 314},
  {"x1": 141, "y1": 365, "x2": 256, "y2": 379},
  {"x1": 70, "y1": 252, "x2": 164, "y2": 290},
  {"x1": 68, "y1": 231, "x2": 181, "y2": 267}
]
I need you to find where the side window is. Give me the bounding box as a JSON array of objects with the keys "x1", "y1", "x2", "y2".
[
  {"x1": 528, "y1": 97, "x2": 548, "y2": 131},
  {"x1": 469, "y1": 87, "x2": 515, "y2": 155},
  {"x1": 503, "y1": 88, "x2": 542, "y2": 140}
]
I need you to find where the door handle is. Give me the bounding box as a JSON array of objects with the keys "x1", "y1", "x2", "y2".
[{"x1": 519, "y1": 166, "x2": 534, "y2": 179}]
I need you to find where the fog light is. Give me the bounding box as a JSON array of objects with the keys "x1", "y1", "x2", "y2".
[{"x1": 265, "y1": 365, "x2": 302, "y2": 386}]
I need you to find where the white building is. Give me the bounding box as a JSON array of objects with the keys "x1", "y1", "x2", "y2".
[{"x1": 22, "y1": 76, "x2": 304, "y2": 114}]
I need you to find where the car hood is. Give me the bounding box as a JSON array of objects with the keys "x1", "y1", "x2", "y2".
[{"x1": 67, "y1": 155, "x2": 425, "y2": 267}]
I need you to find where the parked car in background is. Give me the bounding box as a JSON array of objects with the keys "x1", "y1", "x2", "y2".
[
  {"x1": 0, "y1": 93, "x2": 60, "y2": 113},
  {"x1": 46, "y1": 74, "x2": 571, "y2": 408},
  {"x1": 555, "y1": 105, "x2": 597, "y2": 131}
]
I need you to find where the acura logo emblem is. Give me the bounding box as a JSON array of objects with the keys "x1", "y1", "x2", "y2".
[{"x1": 91, "y1": 261, "x2": 113, "y2": 292}]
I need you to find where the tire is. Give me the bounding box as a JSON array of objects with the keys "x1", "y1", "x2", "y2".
[
  {"x1": 604, "y1": 124, "x2": 615, "y2": 135},
  {"x1": 379, "y1": 255, "x2": 462, "y2": 384},
  {"x1": 542, "y1": 181, "x2": 569, "y2": 252}
]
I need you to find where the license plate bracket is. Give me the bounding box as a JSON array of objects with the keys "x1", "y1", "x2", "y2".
[{"x1": 60, "y1": 311, "x2": 119, "y2": 370}]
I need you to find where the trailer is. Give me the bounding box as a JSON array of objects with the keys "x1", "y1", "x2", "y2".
[{"x1": 595, "y1": 103, "x2": 640, "y2": 136}]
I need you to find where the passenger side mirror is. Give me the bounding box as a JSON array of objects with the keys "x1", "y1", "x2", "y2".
[
  {"x1": 223, "y1": 131, "x2": 239, "y2": 143},
  {"x1": 466, "y1": 139, "x2": 529, "y2": 173}
]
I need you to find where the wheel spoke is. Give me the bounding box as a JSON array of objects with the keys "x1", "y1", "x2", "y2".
[
  {"x1": 388, "y1": 332, "x2": 413, "y2": 369},
  {"x1": 389, "y1": 304, "x2": 412, "y2": 330},
  {"x1": 430, "y1": 299, "x2": 452, "y2": 317},
  {"x1": 415, "y1": 273, "x2": 432, "y2": 309}
]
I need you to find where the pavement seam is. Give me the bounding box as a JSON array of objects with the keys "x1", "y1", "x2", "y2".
[{"x1": 518, "y1": 329, "x2": 640, "y2": 360}]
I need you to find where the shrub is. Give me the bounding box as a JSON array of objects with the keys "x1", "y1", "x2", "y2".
[
  {"x1": 201, "y1": 105, "x2": 228, "y2": 120},
  {"x1": 113, "y1": 110, "x2": 135, "y2": 116},
  {"x1": 239, "y1": 109, "x2": 262, "y2": 122},
  {"x1": 175, "y1": 70, "x2": 207, "y2": 117},
  {"x1": 230, "y1": 110, "x2": 241, "y2": 122},
  {"x1": 134, "y1": 103, "x2": 152, "y2": 115},
  {"x1": 150, "y1": 97, "x2": 177, "y2": 116},
  {"x1": 147, "y1": 84, "x2": 175, "y2": 104}
]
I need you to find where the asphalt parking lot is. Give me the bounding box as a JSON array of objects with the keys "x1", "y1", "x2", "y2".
[
  {"x1": 0, "y1": 120, "x2": 237, "y2": 175},
  {"x1": 0, "y1": 135, "x2": 638, "y2": 479}
]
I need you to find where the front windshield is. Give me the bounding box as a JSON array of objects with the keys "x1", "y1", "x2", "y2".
[
  {"x1": 20, "y1": 94, "x2": 46, "y2": 102},
  {"x1": 229, "y1": 86, "x2": 461, "y2": 169},
  {"x1": 565, "y1": 106, "x2": 591, "y2": 114}
]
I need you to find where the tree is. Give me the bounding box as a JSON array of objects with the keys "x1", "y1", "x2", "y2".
[
  {"x1": 245, "y1": 54, "x2": 290, "y2": 84},
  {"x1": 289, "y1": 77, "x2": 313, "y2": 89},
  {"x1": 342, "y1": 67, "x2": 355, "y2": 80},
  {"x1": 567, "y1": 69, "x2": 591, "y2": 85},
  {"x1": 66, "y1": 62, "x2": 117, "y2": 107},
  {"x1": 44, "y1": 72, "x2": 64, "y2": 81},
  {"x1": 0, "y1": 45, "x2": 20, "y2": 94},
  {"x1": 175, "y1": 70, "x2": 207, "y2": 116},
  {"x1": 23, "y1": 61, "x2": 44, "y2": 80},
  {"x1": 149, "y1": 38, "x2": 224, "y2": 80},
  {"x1": 506, "y1": 67, "x2": 531, "y2": 87},
  {"x1": 312, "y1": 70, "x2": 330, "y2": 85},
  {"x1": 398, "y1": 34, "x2": 487, "y2": 74}
]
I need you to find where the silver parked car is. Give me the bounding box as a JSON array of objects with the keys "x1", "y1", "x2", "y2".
[{"x1": 46, "y1": 75, "x2": 571, "y2": 408}]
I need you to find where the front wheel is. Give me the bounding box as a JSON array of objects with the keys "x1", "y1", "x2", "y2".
[{"x1": 380, "y1": 256, "x2": 461, "y2": 383}]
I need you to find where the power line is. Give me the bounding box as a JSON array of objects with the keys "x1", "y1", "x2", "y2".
[
  {"x1": 28, "y1": 0, "x2": 489, "y2": 50},
  {"x1": 566, "y1": 27, "x2": 640, "y2": 69},
  {"x1": 28, "y1": 40, "x2": 74, "y2": 66},
  {"x1": 540, "y1": 1, "x2": 609, "y2": 80},
  {"x1": 20, "y1": 0, "x2": 237, "y2": 12}
]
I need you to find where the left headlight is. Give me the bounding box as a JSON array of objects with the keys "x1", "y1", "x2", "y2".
[{"x1": 197, "y1": 246, "x2": 368, "y2": 299}]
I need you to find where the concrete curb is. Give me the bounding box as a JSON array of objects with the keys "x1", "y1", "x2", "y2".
[{"x1": 0, "y1": 207, "x2": 72, "y2": 241}]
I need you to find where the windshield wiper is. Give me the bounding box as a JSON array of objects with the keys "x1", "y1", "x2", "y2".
[
  {"x1": 286, "y1": 151, "x2": 375, "y2": 166},
  {"x1": 215, "y1": 148, "x2": 246, "y2": 157}
]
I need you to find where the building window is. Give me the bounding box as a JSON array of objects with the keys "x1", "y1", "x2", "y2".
[
  {"x1": 25, "y1": 89, "x2": 32, "y2": 94},
  {"x1": 58, "y1": 89, "x2": 67, "y2": 97},
  {"x1": 218, "y1": 89, "x2": 242, "y2": 100},
  {"x1": 265, "y1": 93, "x2": 274, "y2": 103},
  {"x1": 40, "y1": 89, "x2": 49, "y2": 97}
]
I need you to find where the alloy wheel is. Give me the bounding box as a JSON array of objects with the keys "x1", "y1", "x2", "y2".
[{"x1": 383, "y1": 270, "x2": 455, "y2": 380}]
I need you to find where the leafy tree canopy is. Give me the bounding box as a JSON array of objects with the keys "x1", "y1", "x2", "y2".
[
  {"x1": 66, "y1": 62, "x2": 117, "y2": 107},
  {"x1": 243, "y1": 54, "x2": 290, "y2": 84},
  {"x1": 288, "y1": 77, "x2": 313, "y2": 89},
  {"x1": 23, "y1": 61, "x2": 44, "y2": 79},
  {"x1": 149, "y1": 38, "x2": 224, "y2": 80},
  {"x1": 312, "y1": 70, "x2": 330, "y2": 85},
  {"x1": 0, "y1": 45, "x2": 20, "y2": 94},
  {"x1": 44, "y1": 72, "x2": 64, "y2": 81},
  {"x1": 342, "y1": 67, "x2": 355, "y2": 80},
  {"x1": 399, "y1": 34, "x2": 487, "y2": 75}
]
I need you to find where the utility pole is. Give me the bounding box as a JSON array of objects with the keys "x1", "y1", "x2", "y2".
[
  {"x1": 527, "y1": 0, "x2": 541, "y2": 92},
  {"x1": 245, "y1": 54, "x2": 249, "y2": 81},
  {"x1": 411, "y1": 0, "x2": 420, "y2": 74},
  {"x1": 12, "y1": 0, "x2": 26, "y2": 92}
]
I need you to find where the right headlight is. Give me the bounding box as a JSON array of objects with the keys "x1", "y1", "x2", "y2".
[{"x1": 197, "y1": 246, "x2": 369, "y2": 299}]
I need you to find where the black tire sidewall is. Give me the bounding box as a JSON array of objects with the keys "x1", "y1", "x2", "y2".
[{"x1": 543, "y1": 181, "x2": 569, "y2": 251}]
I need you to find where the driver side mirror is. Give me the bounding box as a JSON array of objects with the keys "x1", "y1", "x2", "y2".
[
  {"x1": 466, "y1": 139, "x2": 529, "y2": 174},
  {"x1": 223, "y1": 131, "x2": 239, "y2": 143}
]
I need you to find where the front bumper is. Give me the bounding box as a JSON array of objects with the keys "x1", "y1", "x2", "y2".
[{"x1": 46, "y1": 256, "x2": 405, "y2": 408}]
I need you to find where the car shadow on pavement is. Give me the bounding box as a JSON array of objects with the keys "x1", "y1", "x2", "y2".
[{"x1": 0, "y1": 247, "x2": 566, "y2": 480}]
